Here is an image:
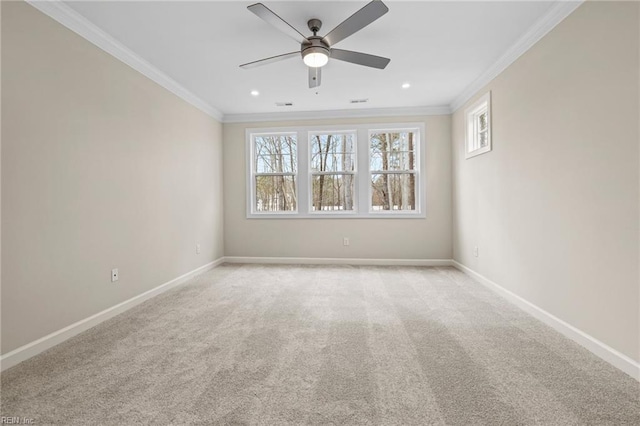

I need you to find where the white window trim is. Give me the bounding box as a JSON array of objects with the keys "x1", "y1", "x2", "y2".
[
  {"x1": 246, "y1": 123, "x2": 426, "y2": 219},
  {"x1": 465, "y1": 91, "x2": 492, "y2": 159},
  {"x1": 367, "y1": 127, "x2": 422, "y2": 216},
  {"x1": 307, "y1": 129, "x2": 359, "y2": 216},
  {"x1": 247, "y1": 130, "x2": 299, "y2": 217}
]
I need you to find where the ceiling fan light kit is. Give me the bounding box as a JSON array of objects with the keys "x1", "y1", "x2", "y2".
[
  {"x1": 240, "y1": 0, "x2": 391, "y2": 88},
  {"x1": 303, "y1": 50, "x2": 329, "y2": 68}
]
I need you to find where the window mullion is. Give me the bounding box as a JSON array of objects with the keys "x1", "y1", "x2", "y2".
[
  {"x1": 246, "y1": 132, "x2": 254, "y2": 217},
  {"x1": 357, "y1": 128, "x2": 369, "y2": 214},
  {"x1": 297, "y1": 130, "x2": 309, "y2": 215}
]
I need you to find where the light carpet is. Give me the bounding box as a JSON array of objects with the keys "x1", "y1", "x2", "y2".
[{"x1": 1, "y1": 264, "x2": 638, "y2": 425}]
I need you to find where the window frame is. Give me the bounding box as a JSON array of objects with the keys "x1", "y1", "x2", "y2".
[
  {"x1": 247, "y1": 131, "x2": 299, "y2": 216},
  {"x1": 368, "y1": 127, "x2": 421, "y2": 215},
  {"x1": 308, "y1": 130, "x2": 358, "y2": 216},
  {"x1": 246, "y1": 122, "x2": 426, "y2": 219},
  {"x1": 465, "y1": 91, "x2": 492, "y2": 159}
]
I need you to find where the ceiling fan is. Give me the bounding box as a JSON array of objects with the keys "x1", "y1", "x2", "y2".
[{"x1": 239, "y1": 0, "x2": 391, "y2": 88}]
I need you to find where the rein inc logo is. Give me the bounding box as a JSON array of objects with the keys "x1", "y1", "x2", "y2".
[{"x1": 1, "y1": 418, "x2": 35, "y2": 425}]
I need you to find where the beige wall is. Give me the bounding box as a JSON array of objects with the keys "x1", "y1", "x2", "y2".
[
  {"x1": 223, "y1": 115, "x2": 452, "y2": 260},
  {"x1": 452, "y1": 1, "x2": 639, "y2": 362},
  {"x1": 3, "y1": 0, "x2": 636, "y2": 371},
  {"x1": 1, "y1": 2, "x2": 224, "y2": 354}
]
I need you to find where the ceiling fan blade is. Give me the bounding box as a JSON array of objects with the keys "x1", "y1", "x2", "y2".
[
  {"x1": 330, "y1": 49, "x2": 390, "y2": 69},
  {"x1": 309, "y1": 67, "x2": 322, "y2": 88},
  {"x1": 322, "y1": 0, "x2": 388, "y2": 47},
  {"x1": 247, "y1": 3, "x2": 308, "y2": 44},
  {"x1": 240, "y1": 51, "x2": 299, "y2": 69}
]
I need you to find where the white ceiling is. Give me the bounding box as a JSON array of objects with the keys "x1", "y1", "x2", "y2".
[{"x1": 62, "y1": 1, "x2": 557, "y2": 116}]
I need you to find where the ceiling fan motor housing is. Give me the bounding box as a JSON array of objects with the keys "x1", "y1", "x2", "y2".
[{"x1": 301, "y1": 36, "x2": 330, "y2": 60}]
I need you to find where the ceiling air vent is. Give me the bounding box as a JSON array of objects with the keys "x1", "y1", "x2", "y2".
[
  {"x1": 275, "y1": 102, "x2": 294, "y2": 107},
  {"x1": 350, "y1": 99, "x2": 368, "y2": 104}
]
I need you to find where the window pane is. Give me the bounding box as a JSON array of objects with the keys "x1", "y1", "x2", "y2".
[
  {"x1": 370, "y1": 131, "x2": 417, "y2": 171},
  {"x1": 477, "y1": 111, "x2": 487, "y2": 132},
  {"x1": 311, "y1": 174, "x2": 355, "y2": 211},
  {"x1": 310, "y1": 133, "x2": 355, "y2": 172},
  {"x1": 371, "y1": 173, "x2": 416, "y2": 211},
  {"x1": 479, "y1": 130, "x2": 488, "y2": 148},
  {"x1": 255, "y1": 175, "x2": 297, "y2": 212},
  {"x1": 254, "y1": 135, "x2": 297, "y2": 173}
]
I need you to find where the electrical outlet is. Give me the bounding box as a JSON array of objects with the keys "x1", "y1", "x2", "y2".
[
  {"x1": 196, "y1": 244, "x2": 201, "y2": 254},
  {"x1": 473, "y1": 247, "x2": 479, "y2": 257},
  {"x1": 111, "y1": 268, "x2": 119, "y2": 282},
  {"x1": 343, "y1": 237, "x2": 350, "y2": 246}
]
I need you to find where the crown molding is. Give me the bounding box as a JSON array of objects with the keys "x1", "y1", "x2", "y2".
[
  {"x1": 26, "y1": 0, "x2": 583, "y2": 123},
  {"x1": 26, "y1": 0, "x2": 224, "y2": 122},
  {"x1": 222, "y1": 105, "x2": 451, "y2": 124},
  {"x1": 449, "y1": 1, "x2": 584, "y2": 112}
]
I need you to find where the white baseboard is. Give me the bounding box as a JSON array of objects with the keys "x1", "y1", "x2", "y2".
[
  {"x1": 5, "y1": 257, "x2": 636, "y2": 381},
  {"x1": 0, "y1": 258, "x2": 224, "y2": 372},
  {"x1": 222, "y1": 256, "x2": 453, "y2": 267},
  {"x1": 451, "y1": 260, "x2": 640, "y2": 381}
]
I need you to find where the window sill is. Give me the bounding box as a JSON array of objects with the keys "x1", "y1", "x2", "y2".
[{"x1": 246, "y1": 212, "x2": 427, "y2": 219}]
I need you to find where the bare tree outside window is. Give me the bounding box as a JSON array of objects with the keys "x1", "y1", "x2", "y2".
[
  {"x1": 370, "y1": 130, "x2": 417, "y2": 211},
  {"x1": 253, "y1": 134, "x2": 297, "y2": 212},
  {"x1": 310, "y1": 132, "x2": 356, "y2": 212}
]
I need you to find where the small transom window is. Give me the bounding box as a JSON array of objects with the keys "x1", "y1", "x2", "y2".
[{"x1": 465, "y1": 92, "x2": 492, "y2": 158}]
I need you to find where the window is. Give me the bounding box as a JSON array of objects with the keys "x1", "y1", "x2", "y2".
[
  {"x1": 247, "y1": 123, "x2": 425, "y2": 218},
  {"x1": 465, "y1": 91, "x2": 492, "y2": 158},
  {"x1": 370, "y1": 130, "x2": 418, "y2": 212},
  {"x1": 251, "y1": 133, "x2": 297, "y2": 213},
  {"x1": 310, "y1": 132, "x2": 356, "y2": 212}
]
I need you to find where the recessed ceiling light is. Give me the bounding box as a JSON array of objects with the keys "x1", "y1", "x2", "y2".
[
  {"x1": 251, "y1": 90, "x2": 260, "y2": 96},
  {"x1": 402, "y1": 83, "x2": 411, "y2": 89}
]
